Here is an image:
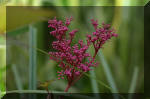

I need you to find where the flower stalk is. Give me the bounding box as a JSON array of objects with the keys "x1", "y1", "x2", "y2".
[
  {"x1": 48, "y1": 17, "x2": 118, "y2": 92},
  {"x1": 64, "y1": 83, "x2": 71, "y2": 92}
]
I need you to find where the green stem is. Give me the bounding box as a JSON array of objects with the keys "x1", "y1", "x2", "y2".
[
  {"x1": 98, "y1": 50, "x2": 119, "y2": 99},
  {"x1": 6, "y1": 90, "x2": 62, "y2": 94},
  {"x1": 84, "y1": 72, "x2": 112, "y2": 91},
  {"x1": 5, "y1": 90, "x2": 94, "y2": 99},
  {"x1": 11, "y1": 64, "x2": 23, "y2": 90},
  {"x1": 89, "y1": 69, "x2": 100, "y2": 99},
  {"x1": 29, "y1": 25, "x2": 37, "y2": 90},
  {"x1": 128, "y1": 67, "x2": 139, "y2": 99},
  {"x1": 64, "y1": 83, "x2": 71, "y2": 92},
  {"x1": 98, "y1": 50, "x2": 118, "y2": 93}
]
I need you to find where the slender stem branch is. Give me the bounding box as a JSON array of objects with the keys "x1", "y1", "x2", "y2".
[
  {"x1": 46, "y1": 87, "x2": 51, "y2": 99},
  {"x1": 71, "y1": 72, "x2": 84, "y2": 87},
  {"x1": 93, "y1": 51, "x2": 98, "y2": 59},
  {"x1": 64, "y1": 72, "x2": 84, "y2": 92},
  {"x1": 64, "y1": 83, "x2": 71, "y2": 92}
]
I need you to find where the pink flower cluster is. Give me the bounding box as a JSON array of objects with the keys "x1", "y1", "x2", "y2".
[
  {"x1": 87, "y1": 19, "x2": 118, "y2": 55},
  {"x1": 48, "y1": 17, "x2": 118, "y2": 91}
]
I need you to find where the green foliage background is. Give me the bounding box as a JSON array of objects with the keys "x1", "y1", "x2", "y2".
[{"x1": 0, "y1": 0, "x2": 147, "y2": 98}]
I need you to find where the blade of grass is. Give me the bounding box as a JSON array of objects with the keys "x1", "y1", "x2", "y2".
[
  {"x1": 128, "y1": 66, "x2": 139, "y2": 93},
  {"x1": 7, "y1": 26, "x2": 29, "y2": 36},
  {"x1": 89, "y1": 69, "x2": 101, "y2": 99},
  {"x1": 0, "y1": 90, "x2": 1, "y2": 99},
  {"x1": 11, "y1": 64, "x2": 23, "y2": 90},
  {"x1": 11, "y1": 64, "x2": 24, "y2": 98},
  {"x1": 128, "y1": 66, "x2": 139, "y2": 99},
  {"x1": 98, "y1": 50, "x2": 119, "y2": 99},
  {"x1": 87, "y1": 48, "x2": 100, "y2": 98},
  {"x1": 89, "y1": 70, "x2": 100, "y2": 93},
  {"x1": 98, "y1": 50, "x2": 118, "y2": 92},
  {"x1": 0, "y1": 91, "x2": 5, "y2": 99},
  {"x1": 6, "y1": 90, "x2": 94, "y2": 99},
  {"x1": 6, "y1": 90, "x2": 64, "y2": 94},
  {"x1": 29, "y1": 25, "x2": 37, "y2": 90},
  {"x1": 84, "y1": 72, "x2": 112, "y2": 91},
  {"x1": 0, "y1": 44, "x2": 6, "y2": 98}
]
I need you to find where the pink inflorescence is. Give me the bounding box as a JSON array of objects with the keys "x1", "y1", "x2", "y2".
[
  {"x1": 87, "y1": 19, "x2": 118, "y2": 55},
  {"x1": 48, "y1": 17, "x2": 118, "y2": 84}
]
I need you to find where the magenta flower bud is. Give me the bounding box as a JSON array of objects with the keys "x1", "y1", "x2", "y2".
[
  {"x1": 112, "y1": 33, "x2": 118, "y2": 37},
  {"x1": 65, "y1": 16, "x2": 73, "y2": 26},
  {"x1": 91, "y1": 37, "x2": 98, "y2": 42},
  {"x1": 71, "y1": 56, "x2": 76, "y2": 60},
  {"x1": 69, "y1": 29, "x2": 78, "y2": 37},
  {"x1": 93, "y1": 32, "x2": 97, "y2": 35},
  {"x1": 64, "y1": 69, "x2": 72, "y2": 77},
  {"x1": 91, "y1": 19, "x2": 98, "y2": 30},
  {"x1": 86, "y1": 34, "x2": 91, "y2": 39},
  {"x1": 75, "y1": 71, "x2": 80, "y2": 75}
]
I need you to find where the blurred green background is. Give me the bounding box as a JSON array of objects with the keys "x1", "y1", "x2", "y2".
[{"x1": 0, "y1": 0, "x2": 147, "y2": 98}]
